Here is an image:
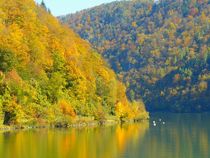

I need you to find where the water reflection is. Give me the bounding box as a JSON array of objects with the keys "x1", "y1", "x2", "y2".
[
  {"x1": 0, "y1": 123, "x2": 149, "y2": 158},
  {"x1": 0, "y1": 113, "x2": 210, "y2": 158},
  {"x1": 134, "y1": 113, "x2": 210, "y2": 158}
]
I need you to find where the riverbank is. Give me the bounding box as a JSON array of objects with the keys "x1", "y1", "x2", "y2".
[{"x1": 0, "y1": 116, "x2": 149, "y2": 132}]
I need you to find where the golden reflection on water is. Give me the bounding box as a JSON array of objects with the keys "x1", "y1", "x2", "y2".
[
  {"x1": 0, "y1": 113, "x2": 210, "y2": 158},
  {"x1": 0, "y1": 122, "x2": 149, "y2": 158}
]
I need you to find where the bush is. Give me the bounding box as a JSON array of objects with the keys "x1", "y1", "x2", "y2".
[
  {"x1": 59, "y1": 99, "x2": 76, "y2": 118},
  {"x1": 2, "y1": 98, "x2": 26, "y2": 125},
  {"x1": 94, "y1": 107, "x2": 106, "y2": 124}
]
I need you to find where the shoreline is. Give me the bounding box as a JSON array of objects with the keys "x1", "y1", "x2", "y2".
[{"x1": 0, "y1": 118, "x2": 149, "y2": 132}]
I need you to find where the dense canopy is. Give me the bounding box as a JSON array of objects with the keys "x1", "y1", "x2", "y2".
[
  {"x1": 0, "y1": 0, "x2": 147, "y2": 126},
  {"x1": 61, "y1": 0, "x2": 210, "y2": 112}
]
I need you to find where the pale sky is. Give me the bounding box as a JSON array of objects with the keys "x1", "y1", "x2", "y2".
[{"x1": 35, "y1": 0, "x2": 116, "y2": 16}]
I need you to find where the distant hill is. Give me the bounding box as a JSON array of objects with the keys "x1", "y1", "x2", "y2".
[
  {"x1": 60, "y1": 0, "x2": 210, "y2": 112},
  {"x1": 0, "y1": 0, "x2": 147, "y2": 126}
]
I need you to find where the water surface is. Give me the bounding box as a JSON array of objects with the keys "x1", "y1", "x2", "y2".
[{"x1": 0, "y1": 113, "x2": 209, "y2": 158}]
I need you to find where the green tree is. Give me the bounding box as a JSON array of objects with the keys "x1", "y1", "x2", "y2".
[{"x1": 0, "y1": 48, "x2": 17, "y2": 72}]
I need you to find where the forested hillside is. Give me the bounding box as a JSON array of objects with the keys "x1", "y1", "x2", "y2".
[
  {"x1": 0, "y1": 0, "x2": 148, "y2": 126},
  {"x1": 60, "y1": 0, "x2": 210, "y2": 112}
]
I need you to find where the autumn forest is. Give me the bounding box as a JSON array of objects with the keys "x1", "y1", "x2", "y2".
[
  {"x1": 0, "y1": 0, "x2": 210, "y2": 158},
  {"x1": 0, "y1": 0, "x2": 148, "y2": 127},
  {"x1": 61, "y1": 0, "x2": 210, "y2": 112},
  {"x1": 0, "y1": 0, "x2": 209, "y2": 131}
]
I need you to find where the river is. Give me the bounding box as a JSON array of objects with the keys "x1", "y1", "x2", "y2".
[{"x1": 0, "y1": 112, "x2": 209, "y2": 158}]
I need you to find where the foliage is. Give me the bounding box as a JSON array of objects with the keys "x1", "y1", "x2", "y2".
[
  {"x1": 0, "y1": 0, "x2": 147, "y2": 126},
  {"x1": 61, "y1": 0, "x2": 210, "y2": 112},
  {"x1": 0, "y1": 48, "x2": 17, "y2": 73},
  {"x1": 59, "y1": 100, "x2": 76, "y2": 118}
]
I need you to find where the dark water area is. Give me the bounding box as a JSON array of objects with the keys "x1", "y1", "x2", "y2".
[{"x1": 0, "y1": 113, "x2": 210, "y2": 158}]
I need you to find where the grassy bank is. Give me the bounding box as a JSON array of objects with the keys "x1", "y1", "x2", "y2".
[{"x1": 0, "y1": 114, "x2": 149, "y2": 132}]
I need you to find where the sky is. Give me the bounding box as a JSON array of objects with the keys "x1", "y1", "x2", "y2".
[{"x1": 35, "y1": 0, "x2": 116, "y2": 16}]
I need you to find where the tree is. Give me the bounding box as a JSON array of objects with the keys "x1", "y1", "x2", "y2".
[
  {"x1": 0, "y1": 48, "x2": 17, "y2": 73},
  {"x1": 62, "y1": 0, "x2": 210, "y2": 112},
  {"x1": 41, "y1": 0, "x2": 47, "y2": 10},
  {"x1": 0, "y1": 0, "x2": 148, "y2": 126}
]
